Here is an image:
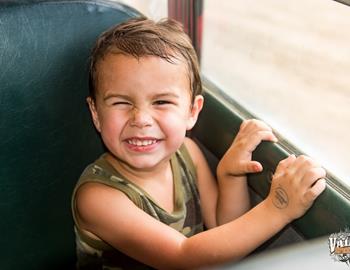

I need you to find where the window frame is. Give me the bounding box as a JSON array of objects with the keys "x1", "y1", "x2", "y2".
[{"x1": 192, "y1": 77, "x2": 350, "y2": 238}]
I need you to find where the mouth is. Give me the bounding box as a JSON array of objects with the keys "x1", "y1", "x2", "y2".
[
  {"x1": 124, "y1": 137, "x2": 161, "y2": 149},
  {"x1": 126, "y1": 138, "x2": 158, "y2": 146}
]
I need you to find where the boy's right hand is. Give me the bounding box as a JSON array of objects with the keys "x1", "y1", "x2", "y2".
[
  {"x1": 217, "y1": 119, "x2": 278, "y2": 178},
  {"x1": 266, "y1": 155, "x2": 327, "y2": 223}
]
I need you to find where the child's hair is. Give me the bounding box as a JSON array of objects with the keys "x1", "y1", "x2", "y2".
[{"x1": 88, "y1": 17, "x2": 202, "y2": 103}]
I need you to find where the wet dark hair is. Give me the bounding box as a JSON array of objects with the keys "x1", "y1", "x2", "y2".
[{"x1": 88, "y1": 17, "x2": 202, "y2": 103}]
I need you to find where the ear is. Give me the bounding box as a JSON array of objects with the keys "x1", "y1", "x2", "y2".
[
  {"x1": 186, "y1": 95, "x2": 204, "y2": 130},
  {"x1": 86, "y1": 97, "x2": 101, "y2": 132}
]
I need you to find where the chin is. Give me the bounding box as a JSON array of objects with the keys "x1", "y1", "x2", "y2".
[{"x1": 129, "y1": 159, "x2": 165, "y2": 170}]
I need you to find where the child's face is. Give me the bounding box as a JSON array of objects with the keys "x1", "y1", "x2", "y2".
[{"x1": 88, "y1": 53, "x2": 203, "y2": 171}]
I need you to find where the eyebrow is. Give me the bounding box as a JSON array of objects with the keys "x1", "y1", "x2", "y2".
[
  {"x1": 152, "y1": 92, "x2": 180, "y2": 99},
  {"x1": 103, "y1": 92, "x2": 180, "y2": 101},
  {"x1": 103, "y1": 93, "x2": 130, "y2": 101}
]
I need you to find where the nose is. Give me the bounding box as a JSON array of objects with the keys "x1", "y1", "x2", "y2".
[{"x1": 129, "y1": 107, "x2": 153, "y2": 128}]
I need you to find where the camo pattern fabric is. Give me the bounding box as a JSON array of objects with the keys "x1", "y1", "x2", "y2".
[{"x1": 71, "y1": 144, "x2": 204, "y2": 270}]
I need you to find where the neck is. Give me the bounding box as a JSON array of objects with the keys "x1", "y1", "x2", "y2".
[{"x1": 105, "y1": 153, "x2": 172, "y2": 183}]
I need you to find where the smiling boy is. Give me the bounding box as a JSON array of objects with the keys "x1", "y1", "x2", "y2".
[
  {"x1": 71, "y1": 17, "x2": 326, "y2": 269},
  {"x1": 89, "y1": 54, "x2": 202, "y2": 174}
]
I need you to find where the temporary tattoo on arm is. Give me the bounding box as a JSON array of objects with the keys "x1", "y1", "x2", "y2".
[{"x1": 272, "y1": 185, "x2": 289, "y2": 209}]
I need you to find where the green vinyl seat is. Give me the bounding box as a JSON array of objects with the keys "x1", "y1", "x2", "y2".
[{"x1": 0, "y1": 1, "x2": 141, "y2": 269}]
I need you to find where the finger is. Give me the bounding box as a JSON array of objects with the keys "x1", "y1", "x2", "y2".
[
  {"x1": 251, "y1": 130, "x2": 278, "y2": 143},
  {"x1": 236, "y1": 161, "x2": 263, "y2": 174},
  {"x1": 302, "y1": 167, "x2": 327, "y2": 188},
  {"x1": 239, "y1": 120, "x2": 248, "y2": 131},
  {"x1": 274, "y1": 155, "x2": 296, "y2": 175},
  {"x1": 243, "y1": 131, "x2": 278, "y2": 153},
  {"x1": 304, "y1": 178, "x2": 327, "y2": 201},
  {"x1": 241, "y1": 119, "x2": 273, "y2": 133},
  {"x1": 296, "y1": 155, "x2": 322, "y2": 168},
  {"x1": 236, "y1": 120, "x2": 276, "y2": 147},
  {"x1": 291, "y1": 155, "x2": 321, "y2": 180}
]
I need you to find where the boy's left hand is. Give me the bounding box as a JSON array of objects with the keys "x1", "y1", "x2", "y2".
[{"x1": 217, "y1": 119, "x2": 278, "y2": 177}]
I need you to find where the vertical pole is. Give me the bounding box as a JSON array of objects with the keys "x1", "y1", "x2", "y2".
[{"x1": 168, "y1": 0, "x2": 203, "y2": 62}]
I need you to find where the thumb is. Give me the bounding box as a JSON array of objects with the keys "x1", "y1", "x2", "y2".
[{"x1": 241, "y1": 161, "x2": 263, "y2": 173}]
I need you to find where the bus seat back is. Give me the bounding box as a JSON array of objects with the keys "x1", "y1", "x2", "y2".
[{"x1": 0, "y1": 1, "x2": 140, "y2": 269}]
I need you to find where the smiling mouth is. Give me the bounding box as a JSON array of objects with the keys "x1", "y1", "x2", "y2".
[{"x1": 126, "y1": 138, "x2": 159, "y2": 147}]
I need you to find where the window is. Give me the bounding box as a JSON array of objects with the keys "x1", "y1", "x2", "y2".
[
  {"x1": 117, "y1": 0, "x2": 168, "y2": 20},
  {"x1": 201, "y1": 0, "x2": 350, "y2": 187}
]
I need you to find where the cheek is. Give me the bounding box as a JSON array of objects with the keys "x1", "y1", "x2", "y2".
[
  {"x1": 157, "y1": 110, "x2": 189, "y2": 134},
  {"x1": 99, "y1": 112, "x2": 126, "y2": 139}
]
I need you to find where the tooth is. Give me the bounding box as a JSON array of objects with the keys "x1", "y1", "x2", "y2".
[{"x1": 127, "y1": 139, "x2": 158, "y2": 146}]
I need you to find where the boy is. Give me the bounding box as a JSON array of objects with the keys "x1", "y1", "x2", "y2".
[{"x1": 71, "y1": 17, "x2": 326, "y2": 269}]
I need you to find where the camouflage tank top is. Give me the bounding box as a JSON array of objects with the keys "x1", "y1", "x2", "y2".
[{"x1": 71, "y1": 144, "x2": 204, "y2": 270}]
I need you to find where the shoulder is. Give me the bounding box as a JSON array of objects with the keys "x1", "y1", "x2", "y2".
[
  {"x1": 75, "y1": 182, "x2": 133, "y2": 230},
  {"x1": 184, "y1": 138, "x2": 218, "y2": 229},
  {"x1": 183, "y1": 137, "x2": 206, "y2": 168},
  {"x1": 183, "y1": 137, "x2": 215, "y2": 186},
  {"x1": 77, "y1": 154, "x2": 109, "y2": 183},
  {"x1": 74, "y1": 182, "x2": 189, "y2": 269}
]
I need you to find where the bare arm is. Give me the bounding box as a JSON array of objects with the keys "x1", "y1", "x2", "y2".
[
  {"x1": 76, "y1": 182, "x2": 286, "y2": 270},
  {"x1": 185, "y1": 120, "x2": 277, "y2": 227},
  {"x1": 76, "y1": 147, "x2": 326, "y2": 270}
]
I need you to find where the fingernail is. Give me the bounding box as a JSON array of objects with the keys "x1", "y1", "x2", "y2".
[{"x1": 254, "y1": 164, "x2": 262, "y2": 172}]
